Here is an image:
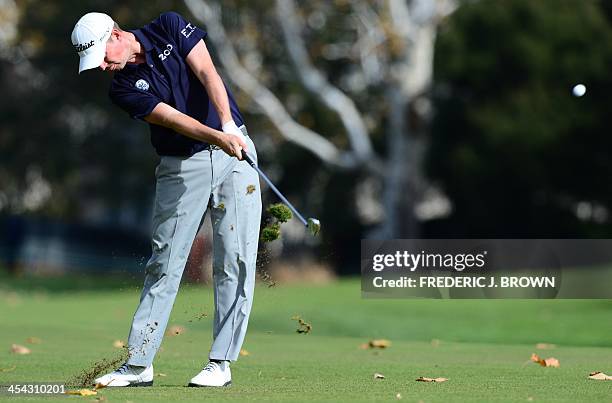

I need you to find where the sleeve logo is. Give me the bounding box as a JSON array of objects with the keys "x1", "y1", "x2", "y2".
[
  {"x1": 181, "y1": 23, "x2": 196, "y2": 38},
  {"x1": 135, "y1": 79, "x2": 150, "y2": 91}
]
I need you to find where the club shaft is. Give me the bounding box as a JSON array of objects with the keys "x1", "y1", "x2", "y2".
[{"x1": 242, "y1": 154, "x2": 309, "y2": 227}]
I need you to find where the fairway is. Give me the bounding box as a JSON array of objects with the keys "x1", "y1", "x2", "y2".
[{"x1": 2, "y1": 279, "x2": 612, "y2": 402}]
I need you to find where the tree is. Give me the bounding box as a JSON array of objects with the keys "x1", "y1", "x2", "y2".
[
  {"x1": 183, "y1": 0, "x2": 456, "y2": 270},
  {"x1": 1, "y1": 0, "x2": 468, "y2": 274},
  {"x1": 0, "y1": 1, "x2": 187, "y2": 227},
  {"x1": 428, "y1": 0, "x2": 612, "y2": 237}
]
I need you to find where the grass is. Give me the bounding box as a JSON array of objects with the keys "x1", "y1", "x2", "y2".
[{"x1": 1, "y1": 277, "x2": 612, "y2": 402}]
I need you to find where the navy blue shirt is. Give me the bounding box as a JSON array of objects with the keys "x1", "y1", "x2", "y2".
[{"x1": 109, "y1": 12, "x2": 245, "y2": 157}]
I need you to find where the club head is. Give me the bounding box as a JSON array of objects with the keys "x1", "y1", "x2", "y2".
[{"x1": 307, "y1": 218, "x2": 321, "y2": 236}]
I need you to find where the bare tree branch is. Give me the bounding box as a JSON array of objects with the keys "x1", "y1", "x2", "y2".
[
  {"x1": 351, "y1": 0, "x2": 388, "y2": 85},
  {"x1": 387, "y1": 0, "x2": 456, "y2": 98},
  {"x1": 367, "y1": 0, "x2": 455, "y2": 238},
  {"x1": 275, "y1": 0, "x2": 376, "y2": 164},
  {"x1": 183, "y1": 0, "x2": 457, "y2": 238},
  {"x1": 435, "y1": 0, "x2": 460, "y2": 22},
  {"x1": 184, "y1": 0, "x2": 359, "y2": 169}
]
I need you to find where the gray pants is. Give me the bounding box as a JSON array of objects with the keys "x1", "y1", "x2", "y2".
[{"x1": 127, "y1": 128, "x2": 261, "y2": 366}]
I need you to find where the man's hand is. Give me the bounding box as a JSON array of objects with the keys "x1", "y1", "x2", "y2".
[
  {"x1": 218, "y1": 133, "x2": 248, "y2": 160},
  {"x1": 219, "y1": 120, "x2": 248, "y2": 160}
]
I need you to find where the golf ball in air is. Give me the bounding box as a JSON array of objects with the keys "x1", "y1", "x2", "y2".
[{"x1": 572, "y1": 84, "x2": 586, "y2": 97}]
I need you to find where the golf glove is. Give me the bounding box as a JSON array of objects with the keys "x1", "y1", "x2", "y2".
[{"x1": 222, "y1": 120, "x2": 245, "y2": 139}]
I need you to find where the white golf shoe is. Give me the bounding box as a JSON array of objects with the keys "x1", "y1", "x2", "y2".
[
  {"x1": 94, "y1": 363, "x2": 153, "y2": 387},
  {"x1": 188, "y1": 361, "x2": 232, "y2": 387}
]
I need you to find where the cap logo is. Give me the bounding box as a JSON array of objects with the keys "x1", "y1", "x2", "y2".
[
  {"x1": 135, "y1": 79, "x2": 150, "y2": 91},
  {"x1": 74, "y1": 40, "x2": 95, "y2": 53}
]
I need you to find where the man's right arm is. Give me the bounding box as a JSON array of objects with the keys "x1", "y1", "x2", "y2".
[{"x1": 144, "y1": 102, "x2": 247, "y2": 159}]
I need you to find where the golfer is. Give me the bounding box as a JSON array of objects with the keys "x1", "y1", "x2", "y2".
[{"x1": 71, "y1": 11, "x2": 262, "y2": 387}]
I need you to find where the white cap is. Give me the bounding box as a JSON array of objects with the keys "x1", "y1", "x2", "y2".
[{"x1": 71, "y1": 12, "x2": 114, "y2": 74}]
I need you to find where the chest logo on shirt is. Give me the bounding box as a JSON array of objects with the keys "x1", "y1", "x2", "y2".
[
  {"x1": 181, "y1": 23, "x2": 196, "y2": 38},
  {"x1": 158, "y1": 44, "x2": 174, "y2": 61},
  {"x1": 135, "y1": 79, "x2": 150, "y2": 91}
]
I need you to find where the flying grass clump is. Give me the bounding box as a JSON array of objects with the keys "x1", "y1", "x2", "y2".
[
  {"x1": 257, "y1": 203, "x2": 292, "y2": 285},
  {"x1": 260, "y1": 203, "x2": 292, "y2": 243},
  {"x1": 260, "y1": 223, "x2": 281, "y2": 242},
  {"x1": 67, "y1": 348, "x2": 130, "y2": 387},
  {"x1": 267, "y1": 203, "x2": 292, "y2": 223}
]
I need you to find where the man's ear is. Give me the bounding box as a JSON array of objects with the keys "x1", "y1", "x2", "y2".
[{"x1": 110, "y1": 28, "x2": 122, "y2": 41}]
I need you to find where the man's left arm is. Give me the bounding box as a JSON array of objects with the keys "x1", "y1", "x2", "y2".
[{"x1": 186, "y1": 40, "x2": 243, "y2": 136}]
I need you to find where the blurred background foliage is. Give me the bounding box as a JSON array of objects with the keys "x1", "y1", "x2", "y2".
[
  {"x1": 1, "y1": 0, "x2": 611, "y2": 276},
  {"x1": 429, "y1": 0, "x2": 612, "y2": 237}
]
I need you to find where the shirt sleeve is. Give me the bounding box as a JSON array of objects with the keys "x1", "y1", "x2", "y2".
[
  {"x1": 109, "y1": 76, "x2": 161, "y2": 121},
  {"x1": 158, "y1": 11, "x2": 207, "y2": 59}
]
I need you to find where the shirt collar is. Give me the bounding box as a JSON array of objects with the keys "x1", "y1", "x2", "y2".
[
  {"x1": 130, "y1": 29, "x2": 154, "y2": 66},
  {"x1": 130, "y1": 29, "x2": 153, "y2": 52}
]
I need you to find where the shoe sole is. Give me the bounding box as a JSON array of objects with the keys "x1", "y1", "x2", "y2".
[
  {"x1": 97, "y1": 381, "x2": 153, "y2": 388},
  {"x1": 127, "y1": 381, "x2": 153, "y2": 387},
  {"x1": 187, "y1": 381, "x2": 232, "y2": 388}
]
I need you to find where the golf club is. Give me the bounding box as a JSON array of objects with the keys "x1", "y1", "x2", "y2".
[{"x1": 242, "y1": 151, "x2": 321, "y2": 236}]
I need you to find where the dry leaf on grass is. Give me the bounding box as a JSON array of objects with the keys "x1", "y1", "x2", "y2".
[
  {"x1": 373, "y1": 372, "x2": 385, "y2": 379},
  {"x1": 542, "y1": 358, "x2": 560, "y2": 367},
  {"x1": 588, "y1": 371, "x2": 612, "y2": 380},
  {"x1": 112, "y1": 340, "x2": 125, "y2": 349},
  {"x1": 291, "y1": 316, "x2": 312, "y2": 334},
  {"x1": 530, "y1": 353, "x2": 560, "y2": 368},
  {"x1": 535, "y1": 343, "x2": 556, "y2": 350},
  {"x1": 26, "y1": 337, "x2": 42, "y2": 344},
  {"x1": 240, "y1": 349, "x2": 250, "y2": 356},
  {"x1": 368, "y1": 339, "x2": 391, "y2": 349},
  {"x1": 166, "y1": 325, "x2": 185, "y2": 336},
  {"x1": 416, "y1": 376, "x2": 448, "y2": 382},
  {"x1": 10, "y1": 344, "x2": 31, "y2": 355},
  {"x1": 0, "y1": 365, "x2": 16, "y2": 372},
  {"x1": 65, "y1": 388, "x2": 97, "y2": 396}
]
